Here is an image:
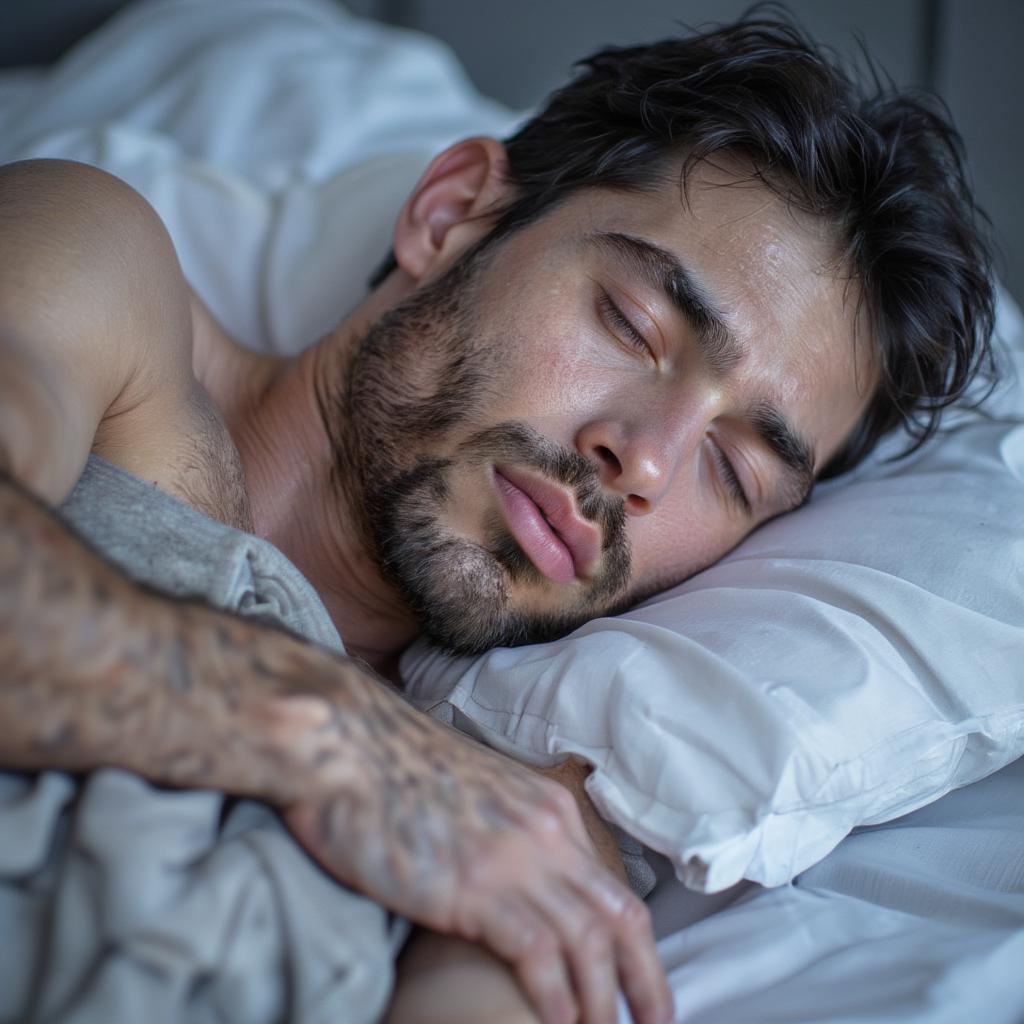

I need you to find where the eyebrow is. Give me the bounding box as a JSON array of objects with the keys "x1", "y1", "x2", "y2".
[
  {"x1": 588, "y1": 230, "x2": 818, "y2": 506},
  {"x1": 749, "y1": 403, "x2": 817, "y2": 507},
  {"x1": 590, "y1": 230, "x2": 743, "y2": 375}
]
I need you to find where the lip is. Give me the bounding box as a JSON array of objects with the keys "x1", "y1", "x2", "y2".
[{"x1": 492, "y1": 466, "x2": 602, "y2": 582}]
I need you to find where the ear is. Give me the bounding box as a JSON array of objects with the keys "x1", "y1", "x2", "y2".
[{"x1": 392, "y1": 137, "x2": 510, "y2": 283}]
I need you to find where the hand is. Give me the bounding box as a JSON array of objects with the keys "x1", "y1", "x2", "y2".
[{"x1": 282, "y1": 711, "x2": 672, "y2": 1024}]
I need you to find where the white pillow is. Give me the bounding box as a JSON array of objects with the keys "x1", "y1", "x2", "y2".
[
  {"x1": 401, "y1": 307, "x2": 1024, "y2": 892},
  {"x1": 6, "y1": 0, "x2": 1022, "y2": 896}
]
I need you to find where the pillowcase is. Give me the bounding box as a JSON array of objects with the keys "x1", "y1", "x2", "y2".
[
  {"x1": 401, "y1": 305, "x2": 1024, "y2": 892},
  {"x1": 5, "y1": 0, "x2": 1022, "y2": 895}
]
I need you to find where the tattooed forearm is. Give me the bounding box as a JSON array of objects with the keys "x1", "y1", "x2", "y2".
[
  {"x1": 0, "y1": 476, "x2": 670, "y2": 1024},
  {"x1": 0, "y1": 473, "x2": 426, "y2": 806}
]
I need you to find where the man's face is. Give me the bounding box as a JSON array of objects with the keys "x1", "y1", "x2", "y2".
[{"x1": 344, "y1": 160, "x2": 874, "y2": 654}]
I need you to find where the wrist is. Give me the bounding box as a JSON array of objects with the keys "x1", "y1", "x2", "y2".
[
  {"x1": 223, "y1": 628, "x2": 374, "y2": 807},
  {"x1": 243, "y1": 683, "x2": 350, "y2": 806},
  {"x1": 113, "y1": 594, "x2": 360, "y2": 805}
]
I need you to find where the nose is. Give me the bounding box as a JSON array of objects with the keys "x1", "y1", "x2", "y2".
[{"x1": 576, "y1": 400, "x2": 711, "y2": 515}]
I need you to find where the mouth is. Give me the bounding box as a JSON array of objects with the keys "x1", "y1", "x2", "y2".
[{"x1": 491, "y1": 466, "x2": 602, "y2": 583}]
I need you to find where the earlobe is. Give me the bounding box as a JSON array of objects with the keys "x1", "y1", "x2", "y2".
[{"x1": 392, "y1": 137, "x2": 509, "y2": 282}]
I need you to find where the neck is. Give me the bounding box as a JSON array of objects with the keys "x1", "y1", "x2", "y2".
[{"x1": 221, "y1": 334, "x2": 420, "y2": 675}]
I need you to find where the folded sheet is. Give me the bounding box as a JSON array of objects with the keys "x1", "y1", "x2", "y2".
[{"x1": 647, "y1": 754, "x2": 1024, "y2": 1023}]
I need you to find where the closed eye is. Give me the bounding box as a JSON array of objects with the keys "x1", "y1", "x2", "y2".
[
  {"x1": 711, "y1": 442, "x2": 752, "y2": 514},
  {"x1": 597, "y1": 290, "x2": 651, "y2": 356}
]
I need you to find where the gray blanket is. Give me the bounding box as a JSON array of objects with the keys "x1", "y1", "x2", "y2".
[{"x1": 1, "y1": 456, "x2": 405, "y2": 1024}]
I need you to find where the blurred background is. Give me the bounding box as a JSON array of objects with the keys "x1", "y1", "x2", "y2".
[{"x1": 2, "y1": 0, "x2": 1021, "y2": 300}]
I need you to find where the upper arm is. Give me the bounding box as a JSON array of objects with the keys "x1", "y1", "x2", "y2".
[{"x1": 0, "y1": 159, "x2": 194, "y2": 505}]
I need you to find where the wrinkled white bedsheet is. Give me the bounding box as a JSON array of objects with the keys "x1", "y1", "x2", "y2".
[
  {"x1": 0, "y1": 0, "x2": 520, "y2": 353},
  {"x1": 1, "y1": 2, "x2": 1021, "y2": 1022},
  {"x1": 645, "y1": 754, "x2": 1024, "y2": 1022}
]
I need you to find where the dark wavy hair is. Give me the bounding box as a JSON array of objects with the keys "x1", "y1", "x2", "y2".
[{"x1": 371, "y1": 13, "x2": 997, "y2": 477}]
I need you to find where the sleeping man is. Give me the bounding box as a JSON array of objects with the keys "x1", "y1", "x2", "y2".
[{"x1": 0, "y1": 14, "x2": 995, "y2": 1024}]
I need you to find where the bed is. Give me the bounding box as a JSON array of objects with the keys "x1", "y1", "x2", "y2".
[{"x1": 1, "y1": 1, "x2": 1021, "y2": 1021}]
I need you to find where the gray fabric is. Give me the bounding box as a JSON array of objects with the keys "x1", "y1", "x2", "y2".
[
  {"x1": 60, "y1": 455, "x2": 343, "y2": 649},
  {"x1": 1, "y1": 455, "x2": 406, "y2": 1024},
  {"x1": 614, "y1": 828, "x2": 658, "y2": 901}
]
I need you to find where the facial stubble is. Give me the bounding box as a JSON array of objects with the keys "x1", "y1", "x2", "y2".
[{"x1": 332, "y1": 242, "x2": 633, "y2": 654}]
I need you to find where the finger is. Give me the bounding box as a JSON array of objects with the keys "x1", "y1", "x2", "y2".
[
  {"x1": 475, "y1": 897, "x2": 578, "y2": 1024},
  {"x1": 610, "y1": 896, "x2": 674, "y2": 1024},
  {"x1": 563, "y1": 862, "x2": 672, "y2": 1024},
  {"x1": 535, "y1": 777, "x2": 592, "y2": 851},
  {"x1": 530, "y1": 879, "x2": 619, "y2": 1024},
  {"x1": 567, "y1": 849, "x2": 636, "y2": 919},
  {"x1": 517, "y1": 929, "x2": 578, "y2": 1024}
]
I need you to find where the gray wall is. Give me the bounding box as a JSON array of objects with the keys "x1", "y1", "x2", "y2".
[
  {"x1": 0, "y1": 0, "x2": 130, "y2": 66},
  {"x1": 938, "y1": 0, "x2": 1023, "y2": 303}
]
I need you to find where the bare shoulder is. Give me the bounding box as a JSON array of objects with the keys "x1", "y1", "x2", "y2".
[
  {"x1": 0, "y1": 158, "x2": 194, "y2": 377},
  {"x1": 0, "y1": 159, "x2": 198, "y2": 503},
  {"x1": 0, "y1": 158, "x2": 172, "y2": 239}
]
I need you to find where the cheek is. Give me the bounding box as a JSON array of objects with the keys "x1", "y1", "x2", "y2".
[
  {"x1": 478, "y1": 321, "x2": 618, "y2": 431},
  {"x1": 626, "y1": 491, "x2": 745, "y2": 589}
]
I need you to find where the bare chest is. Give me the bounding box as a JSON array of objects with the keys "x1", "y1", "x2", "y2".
[{"x1": 92, "y1": 381, "x2": 254, "y2": 533}]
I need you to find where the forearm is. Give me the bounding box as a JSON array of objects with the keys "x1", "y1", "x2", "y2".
[
  {"x1": 386, "y1": 931, "x2": 541, "y2": 1024},
  {"x1": 0, "y1": 474, "x2": 394, "y2": 803}
]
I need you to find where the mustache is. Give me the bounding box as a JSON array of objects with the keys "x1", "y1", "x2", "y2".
[{"x1": 456, "y1": 421, "x2": 628, "y2": 553}]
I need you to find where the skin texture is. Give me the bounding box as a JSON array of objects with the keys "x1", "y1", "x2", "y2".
[
  {"x1": 235, "y1": 140, "x2": 876, "y2": 672},
  {"x1": 0, "y1": 158, "x2": 669, "y2": 1024},
  {"x1": 383, "y1": 759, "x2": 626, "y2": 1024},
  {"x1": 0, "y1": 474, "x2": 660, "y2": 1024},
  {"x1": 0, "y1": 135, "x2": 875, "y2": 1024}
]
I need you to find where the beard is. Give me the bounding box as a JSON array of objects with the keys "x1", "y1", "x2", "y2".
[{"x1": 325, "y1": 238, "x2": 633, "y2": 655}]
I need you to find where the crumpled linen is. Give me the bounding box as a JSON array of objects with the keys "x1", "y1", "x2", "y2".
[
  {"x1": 0, "y1": 0, "x2": 520, "y2": 355},
  {"x1": 0, "y1": 457, "x2": 405, "y2": 1024},
  {"x1": 0, "y1": 771, "x2": 397, "y2": 1024}
]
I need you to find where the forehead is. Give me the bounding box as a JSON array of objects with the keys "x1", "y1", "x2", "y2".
[{"x1": 528, "y1": 159, "x2": 876, "y2": 469}]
